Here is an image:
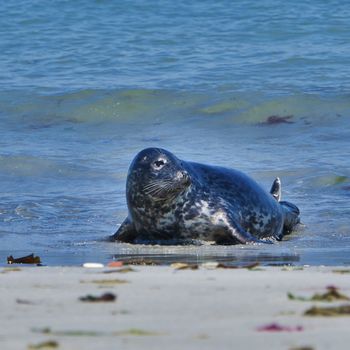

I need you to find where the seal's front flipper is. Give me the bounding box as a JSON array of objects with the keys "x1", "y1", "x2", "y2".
[
  {"x1": 109, "y1": 218, "x2": 137, "y2": 243},
  {"x1": 212, "y1": 212, "x2": 270, "y2": 245},
  {"x1": 270, "y1": 177, "x2": 281, "y2": 201},
  {"x1": 228, "y1": 224, "x2": 273, "y2": 245},
  {"x1": 280, "y1": 201, "x2": 300, "y2": 234}
]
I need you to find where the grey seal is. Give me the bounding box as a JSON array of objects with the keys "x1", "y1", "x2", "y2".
[{"x1": 110, "y1": 148, "x2": 300, "y2": 244}]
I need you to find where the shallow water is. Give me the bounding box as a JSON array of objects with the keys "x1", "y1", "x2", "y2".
[{"x1": 0, "y1": 1, "x2": 350, "y2": 266}]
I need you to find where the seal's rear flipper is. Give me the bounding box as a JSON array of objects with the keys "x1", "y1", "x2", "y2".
[
  {"x1": 270, "y1": 177, "x2": 281, "y2": 201},
  {"x1": 109, "y1": 218, "x2": 137, "y2": 243},
  {"x1": 280, "y1": 201, "x2": 300, "y2": 234}
]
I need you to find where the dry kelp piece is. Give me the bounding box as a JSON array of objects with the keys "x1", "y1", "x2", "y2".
[
  {"x1": 288, "y1": 286, "x2": 350, "y2": 302},
  {"x1": 289, "y1": 347, "x2": 314, "y2": 350},
  {"x1": 79, "y1": 292, "x2": 116, "y2": 302},
  {"x1": 7, "y1": 253, "x2": 41, "y2": 264},
  {"x1": 304, "y1": 304, "x2": 350, "y2": 317},
  {"x1": 28, "y1": 340, "x2": 59, "y2": 349},
  {"x1": 256, "y1": 323, "x2": 303, "y2": 332}
]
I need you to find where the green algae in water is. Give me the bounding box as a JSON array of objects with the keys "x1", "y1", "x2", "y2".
[
  {"x1": 312, "y1": 175, "x2": 348, "y2": 187},
  {"x1": 200, "y1": 99, "x2": 248, "y2": 115}
]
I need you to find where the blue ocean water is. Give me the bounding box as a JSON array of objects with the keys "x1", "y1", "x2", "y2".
[{"x1": 0, "y1": 0, "x2": 350, "y2": 265}]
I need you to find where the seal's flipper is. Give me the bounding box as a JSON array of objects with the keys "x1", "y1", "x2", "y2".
[
  {"x1": 280, "y1": 201, "x2": 300, "y2": 234},
  {"x1": 270, "y1": 177, "x2": 281, "y2": 201},
  {"x1": 212, "y1": 212, "x2": 270, "y2": 245},
  {"x1": 109, "y1": 218, "x2": 137, "y2": 243}
]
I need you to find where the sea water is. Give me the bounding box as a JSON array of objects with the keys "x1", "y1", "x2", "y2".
[{"x1": 0, "y1": 0, "x2": 349, "y2": 266}]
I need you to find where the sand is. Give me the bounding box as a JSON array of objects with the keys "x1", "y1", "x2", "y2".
[{"x1": 1, "y1": 264, "x2": 350, "y2": 350}]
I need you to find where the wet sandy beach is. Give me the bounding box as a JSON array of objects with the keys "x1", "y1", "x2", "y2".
[{"x1": 1, "y1": 265, "x2": 350, "y2": 350}]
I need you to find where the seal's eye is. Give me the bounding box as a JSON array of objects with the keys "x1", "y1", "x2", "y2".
[{"x1": 153, "y1": 159, "x2": 166, "y2": 170}]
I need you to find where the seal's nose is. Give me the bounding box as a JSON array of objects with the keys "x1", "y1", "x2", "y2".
[
  {"x1": 176, "y1": 171, "x2": 184, "y2": 180},
  {"x1": 176, "y1": 170, "x2": 190, "y2": 184}
]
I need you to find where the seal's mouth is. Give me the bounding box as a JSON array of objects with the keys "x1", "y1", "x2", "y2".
[{"x1": 142, "y1": 171, "x2": 190, "y2": 201}]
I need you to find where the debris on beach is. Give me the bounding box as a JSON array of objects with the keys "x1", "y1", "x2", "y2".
[
  {"x1": 201, "y1": 262, "x2": 220, "y2": 269},
  {"x1": 170, "y1": 262, "x2": 199, "y2": 270},
  {"x1": 171, "y1": 261, "x2": 261, "y2": 270},
  {"x1": 304, "y1": 304, "x2": 350, "y2": 317},
  {"x1": 16, "y1": 298, "x2": 36, "y2": 305},
  {"x1": 32, "y1": 327, "x2": 103, "y2": 337},
  {"x1": 83, "y1": 262, "x2": 104, "y2": 268},
  {"x1": 80, "y1": 279, "x2": 128, "y2": 286},
  {"x1": 108, "y1": 259, "x2": 160, "y2": 266},
  {"x1": 28, "y1": 340, "x2": 59, "y2": 349},
  {"x1": 107, "y1": 261, "x2": 124, "y2": 268},
  {"x1": 332, "y1": 269, "x2": 350, "y2": 274},
  {"x1": 281, "y1": 266, "x2": 304, "y2": 271},
  {"x1": 32, "y1": 327, "x2": 161, "y2": 337},
  {"x1": 260, "y1": 115, "x2": 294, "y2": 125},
  {"x1": 201, "y1": 261, "x2": 260, "y2": 270},
  {"x1": 7, "y1": 253, "x2": 41, "y2": 265},
  {"x1": 113, "y1": 328, "x2": 162, "y2": 336},
  {"x1": 79, "y1": 292, "x2": 117, "y2": 302},
  {"x1": 123, "y1": 259, "x2": 160, "y2": 266},
  {"x1": 256, "y1": 322, "x2": 303, "y2": 332},
  {"x1": 194, "y1": 333, "x2": 209, "y2": 340},
  {"x1": 238, "y1": 262, "x2": 261, "y2": 270},
  {"x1": 289, "y1": 347, "x2": 314, "y2": 350},
  {"x1": 103, "y1": 267, "x2": 135, "y2": 274},
  {"x1": 1, "y1": 267, "x2": 22, "y2": 273},
  {"x1": 288, "y1": 286, "x2": 350, "y2": 302}
]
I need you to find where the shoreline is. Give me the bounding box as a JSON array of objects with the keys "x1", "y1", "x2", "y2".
[{"x1": 1, "y1": 265, "x2": 350, "y2": 350}]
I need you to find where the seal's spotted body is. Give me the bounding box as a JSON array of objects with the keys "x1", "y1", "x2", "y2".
[{"x1": 111, "y1": 148, "x2": 300, "y2": 244}]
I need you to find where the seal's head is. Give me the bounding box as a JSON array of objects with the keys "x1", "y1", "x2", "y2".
[{"x1": 126, "y1": 148, "x2": 190, "y2": 204}]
